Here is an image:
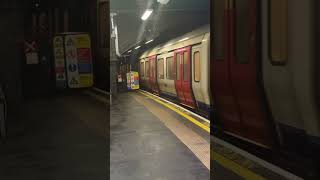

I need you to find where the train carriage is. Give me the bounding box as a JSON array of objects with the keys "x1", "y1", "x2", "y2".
[
  {"x1": 136, "y1": 1, "x2": 320, "y2": 175},
  {"x1": 139, "y1": 25, "x2": 212, "y2": 117}
]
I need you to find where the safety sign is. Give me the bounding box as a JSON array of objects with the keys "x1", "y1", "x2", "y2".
[
  {"x1": 68, "y1": 64, "x2": 77, "y2": 72},
  {"x1": 64, "y1": 33, "x2": 93, "y2": 88},
  {"x1": 126, "y1": 71, "x2": 139, "y2": 90},
  {"x1": 24, "y1": 41, "x2": 39, "y2": 65},
  {"x1": 53, "y1": 33, "x2": 93, "y2": 89},
  {"x1": 53, "y1": 36, "x2": 66, "y2": 89}
]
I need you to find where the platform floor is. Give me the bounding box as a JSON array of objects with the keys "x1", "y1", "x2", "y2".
[
  {"x1": 0, "y1": 89, "x2": 300, "y2": 180},
  {"x1": 110, "y1": 92, "x2": 210, "y2": 180},
  {"x1": 0, "y1": 93, "x2": 107, "y2": 180},
  {"x1": 117, "y1": 91, "x2": 299, "y2": 180}
]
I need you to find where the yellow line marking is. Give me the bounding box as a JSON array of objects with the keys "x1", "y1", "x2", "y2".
[
  {"x1": 212, "y1": 150, "x2": 266, "y2": 180},
  {"x1": 138, "y1": 91, "x2": 265, "y2": 179},
  {"x1": 138, "y1": 91, "x2": 210, "y2": 133}
]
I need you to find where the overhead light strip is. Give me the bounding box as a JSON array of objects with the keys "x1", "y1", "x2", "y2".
[
  {"x1": 145, "y1": 39, "x2": 154, "y2": 44},
  {"x1": 141, "y1": 9, "x2": 153, "y2": 21}
]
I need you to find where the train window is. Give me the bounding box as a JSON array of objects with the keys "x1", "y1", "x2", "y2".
[
  {"x1": 270, "y1": 0, "x2": 288, "y2": 64},
  {"x1": 140, "y1": 62, "x2": 144, "y2": 77},
  {"x1": 176, "y1": 54, "x2": 181, "y2": 80},
  {"x1": 158, "y1": 58, "x2": 164, "y2": 79},
  {"x1": 213, "y1": 0, "x2": 224, "y2": 61},
  {"x1": 194, "y1": 51, "x2": 201, "y2": 82},
  {"x1": 145, "y1": 61, "x2": 150, "y2": 77},
  {"x1": 236, "y1": 0, "x2": 250, "y2": 64},
  {"x1": 183, "y1": 52, "x2": 189, "y2": 81},
  {"x1": 166, "y1": 56, "x2": 174, "y2": 80}
]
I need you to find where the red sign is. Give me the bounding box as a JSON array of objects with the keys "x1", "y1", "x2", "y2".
[
  {"x1": 24, "y1": 41, "x2": 38, "y2": 53},
  {"x1": 55, "y1": 67, "x2": 65, "y2": 73},
  {"x1": 77, "y1": 48, "x2": 91, "y2": 63}
]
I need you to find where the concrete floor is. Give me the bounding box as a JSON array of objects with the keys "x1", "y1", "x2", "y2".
[
  {"x1": 110, "y1": 92, "x2": 210, "y2": 180},
  {"x1": 0, "y1": 93, "x2": 107, "y2": 180}
]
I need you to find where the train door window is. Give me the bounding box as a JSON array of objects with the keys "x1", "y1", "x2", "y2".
[
  {"x1": 183, "y1": 51, "x2": 189, "y2": 81},
  {"x1": 158, "y1": 58, "x2": 164, "y2": 79},
  {"x1": 194, "y1": 51, "x2": 201, "y2": 82},
  {"x1": 146, "y1": 61, "x2": 150, "y2": 77},
  {"x1": 140, "y1": 62, "x2": 144, "y2": 77},
  {"x1": 236, "y1": 0, "x2": 250, "y2": 64},
  {"x1": 270, "y1": 0, "x2": 288, "y2": 64},
  {"x1": 166, "y1": 56, "x2": 174, "y2": 80},
  {"x1": 213, "y1": 0, "x2": 225, "y2": 61},
  {"x1": 176, "y1": 54, "x2": 181, "y2": 80}
]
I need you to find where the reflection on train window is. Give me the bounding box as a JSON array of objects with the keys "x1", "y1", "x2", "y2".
[
  {"x1": 213, "y1": 0, "x2": 224, "y2": 61},
  {"x1": 270, "y1": 0, "x2": 288, "y2": 64},
  {"x1": 236, "y1": 0, "x2": 249, "y2": 64},
  {"x1": 176, "y1": 54, "x2": 181, "y2": 80},
  {"x1": 166, "y1": 56, "x2": 174, "y2": 80},
  {"x1": 183, "y1": 52, "x2": 188, "y2": 81},
  {"x1": 140, "y1": 62, "x2": 144, "y2": 77},
  {"x1": 145, "y1": 61, "x2": 150, "y2": 77},
  {"x1": 194, "y1": 51, "x2": 201, "y2": 82},
  {"x1": 158, "y1": 58, "x2": 164, "y2": 79}
]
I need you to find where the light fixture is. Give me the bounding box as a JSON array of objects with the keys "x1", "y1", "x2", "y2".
[
  {"x1": 164, "y1": 43, "x2": 173, "y2": 47},
  {"x1": 127, "y1": 50, "x2": 132, "y2": 53},
  {"x1": 178, "y1": 37, "x2": 189, "y2": 42},
  {"x1": 157, "y1": 0, "x2": 170, "y2": 4},
  {"x1": 135, "y1": 46, "x2": 141, "y2": 50},
  {"x1": 141, "y1": 9, "x2": 153, "y2": 21},
  {"x1": 145, "y1": 39, "x2": 154, "y2": 44}
]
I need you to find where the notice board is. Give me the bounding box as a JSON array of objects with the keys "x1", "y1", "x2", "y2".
[{"x1": 53, "y1": 33, "x2": 93, "y2": 89}]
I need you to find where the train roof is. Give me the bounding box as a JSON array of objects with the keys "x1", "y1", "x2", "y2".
[{"x1": 140, "y1": 24, "x2": 210, "y2": 59}]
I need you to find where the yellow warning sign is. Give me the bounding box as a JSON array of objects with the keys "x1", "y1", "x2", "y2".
[
  {"x1": 79, "y1": 74, "x2": 93, "y2": 87},
  {"x1": 75, "y1": 34, "x2": 91, "y2": 48}
]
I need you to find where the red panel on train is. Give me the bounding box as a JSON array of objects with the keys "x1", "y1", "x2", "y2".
[
  {"x1": 212, "y1": 0, "x2": 272, "y2": 146},
  {"x1": 174, "y1": 47, "x2": 195, "y2": 108},
  {"x1": 148, "y1": 55, "x2": 159, "y2": 94}
]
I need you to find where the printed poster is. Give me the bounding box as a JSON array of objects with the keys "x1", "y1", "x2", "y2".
[
  {"x1": 64, "y1": 34, "x2": 93, "y2": 88},
  {"x1": 53, "y1": 36, "x2": 66, "y2": 88},
  {"x1": 126, "y1": 71, "x2": 140, "y2": 90}
]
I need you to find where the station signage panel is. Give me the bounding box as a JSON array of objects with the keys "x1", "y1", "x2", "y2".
[
  {"x1": 53, "y1": 33, "x2": 93, "y2": 89},
  {"x1": 126, "y1": 71, "x2": 140, "y2": 90},
  {"x1": 53, "y1": 36, "x2": 67, "y2": 89}
]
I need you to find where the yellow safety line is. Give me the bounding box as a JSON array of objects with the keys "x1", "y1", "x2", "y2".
[
  {"x1": 138, "y1": 91, "x2": 210, "y2": 133},
  {"x1": 212, "y1": 150, "x2": 266, "y2": 180},
  {"x1": 138, "y1": 91, "x2": 265, "y2": 180}
]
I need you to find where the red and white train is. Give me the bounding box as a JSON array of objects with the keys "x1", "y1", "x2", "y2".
[
  {"x1": 137, "y1": 0, "x2": 320, "y2": 177},
  {"x1": 139, "y1": 26, "x2": 211, "y2": 118}
]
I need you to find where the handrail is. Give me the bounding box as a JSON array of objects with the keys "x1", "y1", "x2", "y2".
[{"x1": 92, "y1": 87, "x2": 112, "y2": 105}]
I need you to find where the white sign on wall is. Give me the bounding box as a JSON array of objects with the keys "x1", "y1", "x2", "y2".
[{"x1": 65, "y1": 35, "x2": 80, "y2": 88}]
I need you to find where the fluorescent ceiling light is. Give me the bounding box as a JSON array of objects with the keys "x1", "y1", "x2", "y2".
[
  {"x1": 145, "y1": 39, "x2": 154, "y2": 44},
  {"x1": 135, "y1": 46, "x2": 141, "y2": 49},
  {"x1": 141, "y1": 9, "x2": 153, "y2": 21},
  {"x1": 157, "y1": 0, "x2": 170, "y2": 4},
  {"x1": 164, "y1": 43, "x2": 173, "y2": 47},
  {"x1": 127, "y1": 50, "x2": 132, "y2": 53},
  {"x1": 178, "y1": 37, "x2": 189, "y2": 42}
]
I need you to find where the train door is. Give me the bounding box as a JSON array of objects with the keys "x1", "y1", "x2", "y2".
[
  {"x1": 213, "y1": 0, "x2": 272, "y2": 146},
  {"x1": 174, "y1": 47, "x2": 195, "y2": 108},
  {"x1": 149, "y1": 55, "x2": 159, "y2": 94}
]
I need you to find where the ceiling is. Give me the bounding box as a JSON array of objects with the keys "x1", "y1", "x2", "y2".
[{"x1": 110, "y1": 0, "x2": 210, "y2": 54}]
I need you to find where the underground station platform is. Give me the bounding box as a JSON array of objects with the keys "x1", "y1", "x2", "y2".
[
  {"x1": 109, "y1": 90, "x2": 302, "y2": 180},
  {"x1": 0, "y1": 89, "x2": 305, "y2": 180}
]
